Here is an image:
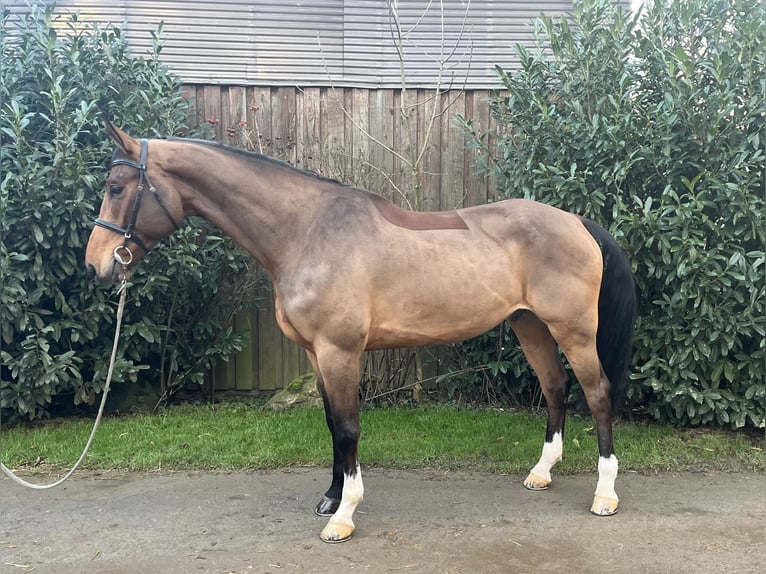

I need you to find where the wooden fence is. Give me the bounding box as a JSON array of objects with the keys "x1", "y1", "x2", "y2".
[{"x1": 183, "y1": 85, "x2": 501, "y2": 393}]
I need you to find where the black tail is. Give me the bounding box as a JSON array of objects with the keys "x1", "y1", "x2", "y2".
[{"x1": 581, "y1": 219, "x2": 637, "y2": 413}]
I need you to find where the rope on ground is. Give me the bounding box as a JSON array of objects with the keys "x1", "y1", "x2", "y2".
[{"x1": 0, "y1": 281, "x2": 128, "y2": 489}]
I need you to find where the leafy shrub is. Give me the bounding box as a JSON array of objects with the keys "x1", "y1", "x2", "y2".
[
  {"x1": 1, "y1": 4, "x2": 256, "y2": 420},
  {"x1": 436, "y1": 328, "x2": 542, "y2": 407},
  {"x1": 457, "y1": 0, "x2": 765, "y2": 428}
]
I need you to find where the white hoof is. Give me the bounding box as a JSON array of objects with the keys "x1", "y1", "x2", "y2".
[
  {"x1": 590, "y1": 494, "x2": 619, "y2": 516},
  {"x1": 523, "y1": 472, "x2": 551, "y2": 491},
  {"x1": 320, "y1": 519, "x2": 355, "y2": 543}
]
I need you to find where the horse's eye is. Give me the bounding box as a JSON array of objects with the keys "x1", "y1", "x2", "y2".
[{"x1": 109, "y1": 185, "x2": 124, "y2": 197}]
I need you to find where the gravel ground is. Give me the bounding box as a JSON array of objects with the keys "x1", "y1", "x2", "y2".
[{"x1": 2, "y1": 468, "x2": 764, "y2": 573}]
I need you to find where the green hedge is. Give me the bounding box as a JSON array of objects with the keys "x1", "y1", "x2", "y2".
[
  {"x1": 1, "y1": 5, "x2": 256, "y2": 420},
  {"x1": 457, "y1": 0, "x2": 765, "y2": 428}
]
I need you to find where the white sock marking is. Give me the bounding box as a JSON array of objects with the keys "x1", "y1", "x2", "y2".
[
  {"x1": 594, "y1": 454, "x2": 619, "y2": 500},
  {"x1": 327, "y1": 464, "x2": 364, "y2": 530},
  {"x1": 529, "y1": 432, "x2": 563, "y2": 482}
]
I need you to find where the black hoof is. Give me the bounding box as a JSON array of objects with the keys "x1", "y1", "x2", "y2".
[{"x1": 315, "y1": 496, "x2": 340, "y2": 517}]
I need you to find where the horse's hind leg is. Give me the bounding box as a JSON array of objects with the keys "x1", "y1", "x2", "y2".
[
  {"x1": 306, "y1": 344, "x2": 364, "y2": 542},
  {"x1": 554, "y1": 331, "x2": 620, "y2": 516},
  {"x1": 509, "y1": 312, "x2": 570, "y2": 491}
]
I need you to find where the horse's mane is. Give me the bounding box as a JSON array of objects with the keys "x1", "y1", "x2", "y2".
[{"x1": 164, "y1": 137, "x2": 349, "y2": 187}]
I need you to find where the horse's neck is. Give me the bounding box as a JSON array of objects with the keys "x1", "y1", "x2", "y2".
[{"x1": 172, "y1": 144, "x2": 328, "y2": 270}]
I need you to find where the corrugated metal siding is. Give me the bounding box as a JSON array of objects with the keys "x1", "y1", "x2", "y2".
[
  {"x1": 341, "y1": 0, "x2": 573, "y2": 88},
  {"x1": 4, "y1": 0, "x2": 629, "y2": 88}
]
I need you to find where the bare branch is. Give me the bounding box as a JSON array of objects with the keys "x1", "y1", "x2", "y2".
[
  {"x1": 316, "y1": 31, "x2": 411, "y2": 167},
  {"x1": 315, "y1": 0, "x2": 475, "y2": 212}
]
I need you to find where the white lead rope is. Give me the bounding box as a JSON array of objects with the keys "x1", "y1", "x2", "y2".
[{"x1": 0, "y1": 279, "x2": 128, "y2": 489}]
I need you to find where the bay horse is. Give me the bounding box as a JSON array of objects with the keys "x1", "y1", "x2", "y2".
[{"x1": 85, "y1": 121, "x2": 636, "y2": 543}]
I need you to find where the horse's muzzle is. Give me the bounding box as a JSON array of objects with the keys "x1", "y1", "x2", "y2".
[{"x1": 86, "y1": 259, "x2": 124, "y2": 287}]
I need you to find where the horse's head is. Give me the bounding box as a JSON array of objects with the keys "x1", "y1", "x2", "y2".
[{"x1": 85, "y1": 121, "x2": 183, "y2": 286}]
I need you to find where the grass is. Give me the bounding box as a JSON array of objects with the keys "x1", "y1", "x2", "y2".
[{"x1": 1, "y1": 403, "x2": 763, "y2": 475}]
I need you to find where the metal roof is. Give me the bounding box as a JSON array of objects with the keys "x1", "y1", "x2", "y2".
[{"x1": 4, "y1": 1, "x2": 627, "y2": 88}]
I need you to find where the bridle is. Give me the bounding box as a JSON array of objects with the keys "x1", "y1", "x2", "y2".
[{"x1": 94, "y1": 138, "x2": 181, "y2": 259}]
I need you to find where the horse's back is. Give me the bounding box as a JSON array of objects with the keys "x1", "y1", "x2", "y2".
[
  {"x1": 459, "y1": 198, "x2": 588, "y2": 242},
  {"x1": 360, "y1": 198, "x2": 602, "y2": 348}
]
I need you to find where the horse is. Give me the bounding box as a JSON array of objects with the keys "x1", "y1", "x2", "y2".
[{"x1": 85, "y1": 121, "x2": 636, "y2": 543}]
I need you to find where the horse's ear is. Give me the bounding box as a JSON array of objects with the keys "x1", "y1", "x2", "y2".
[{"x1": 103, "y1": 118, "x2": 139, "y2": 157}]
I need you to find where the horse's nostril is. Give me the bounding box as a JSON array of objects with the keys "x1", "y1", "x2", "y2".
[{"x1": 87, "y1": 264, "x2": 98, "y2": 281}]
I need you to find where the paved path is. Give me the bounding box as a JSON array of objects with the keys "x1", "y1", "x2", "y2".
[{"x1": 2, "y1": 469, "x2": 764, "y2": 573}]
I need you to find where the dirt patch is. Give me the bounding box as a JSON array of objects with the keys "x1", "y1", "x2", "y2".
[{"x1": 2, "y1": 468, "x2": 764, "y2": 573}]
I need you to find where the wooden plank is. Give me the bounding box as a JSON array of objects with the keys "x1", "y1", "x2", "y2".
[
  {"x1": 285, "y1": 87, "x2": 298, "y2": 165},
  {"x1": 233, "y1": 311, "x2": 254, "y2": 390},
  {"x1": 300, "y1": 87, "x2": 323, "y2": 173},
  {"x1": 418, "y1": 88, "x2": 441, "y2": 211},
  {"x1": 390, "y1": 89, "x2": 404, "y2": 206},
  {"x1": 228, "y1": 86, "x2": 247, "y2": 122},
  {"x1": 226, "y1": 86, "x2": 247, "y2": 148},
  {"x1": 398, "y1": 88, "x2": 418, "y2": 209},
  {"x1": 251, "y1": 87, "x2": 273, "y2": 155},
  {"x1": 366, "y1": 89, "x2": 385, "y2": 196},
  {"x1": 295, "y1": 88, "x2": 305, "y2": 169},
  {"x1": 220, "y1": 86, "x2": 232, "y2": 142},
  {"x1": 321, "y1": 88, "x2": 347, "y2": 181},
  {"x1": 213, "y1": 356, "x2": 235, "y2": 391},
  {"x1": 462, "y1": 90, "x2": 478, "y2": 206},
  {"x1": 464, "y1": 90, "x2": 491, "y2": 206},
  {"x1": 441, "y1": 90, "x2": 466, "y2": 209},
  {"x1": 351, "y1": 88, "x2": 369, "y2": 187},
  {"x1": 256, "y1": 299, "x2": 281, "y2": 392},
  {"x1": 377, "y1": 89, "x2": 397, "y2": 201},
  {"x1": 248, "y1": 308, "x2": 261, "y2": 390},
  {"x1": 281, "y1": 338, "x2": 304, "y2": 389},
  {"x1": 271, "y1": 86, "x2": 297, "y2": 164},
  {"x1": 340, "y1": 88, "x2": 355, "y2": 181},
  {"x1": 439, "y1": 90, "x2": 455, "y2": 209},
  {"x1": 181, "y1": 85, "x2": 200, "y2": 129},
  {"x1": 270, "y1": 87, "x2": 285, "y2": 161},
  {"x1": 193, "y1": 85, "x2": 206, "y2": 130},
  {"x1": 202, "y1": 85, "x2": 223, "y2": 140},
  {"x1": 243, "y1": 87, "x2": 260, "y2": 153},
  {"x1": 478, "y1": 90, "x2": 495, "y2": 203}
]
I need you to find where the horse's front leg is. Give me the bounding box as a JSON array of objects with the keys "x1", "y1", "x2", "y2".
[
  {"x1": 312, "y1": 367, "x2": 343, "y2": 517},
  {"x1": 307, "y1": 345, "x2": 364, "y2": 543}
]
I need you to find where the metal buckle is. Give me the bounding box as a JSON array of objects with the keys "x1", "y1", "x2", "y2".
[{"x1": 113, "y1": 245, "x2": 134, "y2": 266}]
